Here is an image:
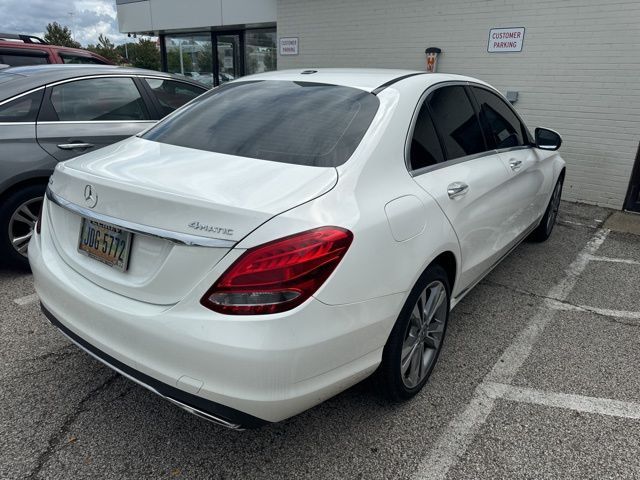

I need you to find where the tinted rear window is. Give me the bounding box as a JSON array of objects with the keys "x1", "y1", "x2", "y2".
[{"x1": 142, "y1": 80, "x2": 380, "y2": 167}]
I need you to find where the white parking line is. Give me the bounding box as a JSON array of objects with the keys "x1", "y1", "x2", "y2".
[
  {"x1": 549, "y1": 301, "x2": 640, "y2": 321},
  {"x1": 415, "y1": 228, "x2": 610, "y2": 480},
  {"x1": 587, "y1": 254, "x2": 640, "y2": 266},
  {"x1": 484, "y1": 382, "x2": 640, "y2": 421},
  {"x1": 13, "y1": 293, "x2": 39, "y2": 306}
]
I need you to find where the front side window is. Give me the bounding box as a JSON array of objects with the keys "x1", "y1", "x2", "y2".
[
  {"x1": 427, "y1": 86, "x2": 486, "y2": 160},
  {"x1": 0, "y1": 90, "x2": 44, "y2": 122},
  {"x1": 144, "y1": 78, "x2": 206, "y2": 116},
  {"x1": 50, "y1": 77, "x2": 149, "y2": 121},
  {"x1": 410, "y1": 103, "x2": 444, "y2": 170},
  {"x1": 143, "y1": 80, "x2": 380, "y2": 167},
  {"x1": 472, "y1": 87, "x2": 526, "y2": 149}
]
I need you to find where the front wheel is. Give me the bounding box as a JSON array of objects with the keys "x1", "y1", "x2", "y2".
[
  {"x1": 376, "y1": 264, "x2": 450, "y2": 401},
  {"x1": 529, "y1": 175, "x2": 563, "y2": 242},
  {"x1": 0, "y1": 185, "x2": 45, "y2": 269}
]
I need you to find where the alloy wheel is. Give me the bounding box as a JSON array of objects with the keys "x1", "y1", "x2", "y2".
[
  {"x1": 400, "y1": 280, "x2": 448, "y2": 389},
  {"x1": 8, "y1": 197, "x2": 42, "y2": 258}
]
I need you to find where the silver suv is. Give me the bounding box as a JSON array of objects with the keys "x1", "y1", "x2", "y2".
[{"x1": 0, "y1": 65, "x2": 208, "y2": 267}]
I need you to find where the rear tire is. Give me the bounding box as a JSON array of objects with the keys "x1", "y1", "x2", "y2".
[
  {"x1": 0, "y1": 185, "x2": 45, "y2": 270},
  {"x1": 529, "y1": 175, "x2": 563, "y2": 243},
  {"x1": 376, "y1": 264, "x2": 450, "y2": 401}
]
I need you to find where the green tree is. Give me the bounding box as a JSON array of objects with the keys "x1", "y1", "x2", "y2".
[
  {"x1": 86, "y1": 34, "x2": 119, "y2": 63},
  {"x1": 166, "y1": 49, "x2": 193, "y2": 75},
  {"x1": 44, "y1": 22, "x2": 80, "y2": 48},
  {"x1": 130, "y1": 39, "x2": 161, "y2": 70}
]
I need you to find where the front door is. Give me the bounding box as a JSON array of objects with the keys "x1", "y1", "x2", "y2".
[
  {"x1": 36, "y1": 76, "x2": 156, "y2": 161},
  {"x1": 470, "y1": 86, "x2": 546, "y2": 234},
  {"x1": 624, "y1": 143, "x2": 640, "y2": 212},
  {"x1": 215, "y1": 34, "x2": 241, "y2": 85}
]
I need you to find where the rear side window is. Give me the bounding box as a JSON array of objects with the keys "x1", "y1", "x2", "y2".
[
  {"x1": 0, "y1": 53, "x2": 48, "y2": 66},
  {"x1": 144, "y1": 78, "x2": 206, "y2": 117},
  {"x1": 427, "y1": 86, "x2": 486, "y2": 160},
  {"x1": 143, "y1": 80, "x2": 380, "y2": 167},
  {"x1": 60, "y1": 54, "x2": 108, "y2": 65},
  {"x1": 50, "y1": 77, "x2": 149, "y2": 121},
  {"x1": 0, "y1": 90, "x2": 44, "y2": 122},
  {"x1": 410, "y1": 103, "x2": 444, "y2": 170},
  {"x1": 472, "y1": 87, "x2": 526, "y2": 149}
]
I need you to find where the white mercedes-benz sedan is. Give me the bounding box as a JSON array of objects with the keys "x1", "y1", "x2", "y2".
[{"x1": 29, "y1": 69, "x2": 565, "y2": 429}]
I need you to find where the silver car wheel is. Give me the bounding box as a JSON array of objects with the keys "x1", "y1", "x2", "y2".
[
  {"x1": 8, "y1": 197, "x2": 42, "y2": 257},
  {"x1": 400, "y1": 280, "x2": 448, "y2": 389}
]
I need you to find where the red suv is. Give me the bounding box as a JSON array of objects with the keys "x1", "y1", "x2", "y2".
[{"x1": 0, "y1": 33, "x2": 112, "y2": 66}]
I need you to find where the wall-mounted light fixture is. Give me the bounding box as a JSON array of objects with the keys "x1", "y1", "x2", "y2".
[{"x1": 425, "y1": 47, "x2": 442, "y2": 73}]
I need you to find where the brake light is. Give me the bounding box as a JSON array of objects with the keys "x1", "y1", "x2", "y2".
[{"x1": 200, "y1": 227, "x2": 353, "y2": 315}]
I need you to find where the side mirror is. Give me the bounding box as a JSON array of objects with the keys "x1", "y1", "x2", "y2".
[{"x1": 535, "y1": 127, "x2": 562, "y2": 151}]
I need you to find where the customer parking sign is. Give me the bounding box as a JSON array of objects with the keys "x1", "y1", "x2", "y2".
[{"x1": 488, "y1": 27, "x2": 525, "y2": 52}]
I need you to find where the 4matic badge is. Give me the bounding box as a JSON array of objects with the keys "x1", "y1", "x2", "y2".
[{"x1": 188, "y1": 221, "x2": 234, "y2": 237}]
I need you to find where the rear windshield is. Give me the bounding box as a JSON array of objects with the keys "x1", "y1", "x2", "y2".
[{"x1": 142, "y1": 80, "x2": 380, "y2": 167}]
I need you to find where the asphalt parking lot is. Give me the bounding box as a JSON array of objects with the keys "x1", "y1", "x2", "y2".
[{"x1": 2, "y1": 201, "x2": 639, "y2": 480}]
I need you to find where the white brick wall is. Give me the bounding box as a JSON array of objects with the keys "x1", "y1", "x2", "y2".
[{"x1": 277, "y1": 0, "x2": 640, "y2": 209}]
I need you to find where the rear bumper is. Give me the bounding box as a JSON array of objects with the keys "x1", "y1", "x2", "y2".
[
  {"x1": 41, "y1": 305, "x2": 264, "y2": 430},
  {"x1": 29, "y1": 226, "x2": 404, "y2": 424}
]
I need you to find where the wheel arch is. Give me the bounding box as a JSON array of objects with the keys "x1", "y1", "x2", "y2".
[
  {"x1": 430, "y1": 250, "x2": 457, "y2": 293},
  {"x1": 0, "y1": 175, "x2": 51, "y2": 204}
]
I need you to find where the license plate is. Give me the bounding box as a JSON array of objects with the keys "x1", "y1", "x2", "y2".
[{"x1": 78, "y1": 219, "x2": 133, "y2": 272}]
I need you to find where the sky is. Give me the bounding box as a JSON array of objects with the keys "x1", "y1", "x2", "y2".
[{"x1": 0, "y1": 0, "x2": 139, "y2": 46}]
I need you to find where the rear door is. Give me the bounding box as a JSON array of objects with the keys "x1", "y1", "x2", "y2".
[
  {"x1": 470, "y1": 85, "x2": 545, "y2": 232},
  {"x1": 409, "y1": 84, "x2": 514, "y2": 293},
  {"x1": 36, "y1": 76, "x2": 156, "y2": 161}
]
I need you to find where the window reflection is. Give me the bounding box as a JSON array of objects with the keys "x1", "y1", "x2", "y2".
[
  {"x1": 164, "y1": 34, "x2": 214, "y2": 87},
  {"x1": 245, "y1": 30, "x2": 277, "y2": 75}
]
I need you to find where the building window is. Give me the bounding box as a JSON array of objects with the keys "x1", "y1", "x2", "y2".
[
  {"x1": 245, "y1": 29, "x2": 277, "y2": 75},
  {"x1": 161, "y1": 29, "x2": 276, "y2": 86},
  {"x1": 164, "y1": 33, "x2": 214, "y2": 87}
]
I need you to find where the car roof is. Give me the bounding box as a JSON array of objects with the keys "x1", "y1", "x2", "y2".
[
  {"x1": 236, "y1": 68, "x2": 488, "y2": 93},
  {"x1": 0, "y1": 65, "x2": 206, "y2": 101}
]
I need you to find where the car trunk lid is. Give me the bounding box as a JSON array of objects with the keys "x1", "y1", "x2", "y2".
[{"x1": 45, "y1": 137, "x2": 338, "y2": 304}]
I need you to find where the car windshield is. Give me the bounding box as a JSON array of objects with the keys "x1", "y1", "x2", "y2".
[{"x1": 142, "y1": 80, "x2": 380, "y2": 167}]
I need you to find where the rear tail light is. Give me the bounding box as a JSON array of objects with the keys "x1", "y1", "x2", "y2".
[{"x1": 200, "y1": 227, "x2": 353, "y2": 315}]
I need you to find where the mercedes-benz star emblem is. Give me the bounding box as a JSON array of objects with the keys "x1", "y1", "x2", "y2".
[{"x1": 84, "y1": 184, "x2": 98, "y2": 208}]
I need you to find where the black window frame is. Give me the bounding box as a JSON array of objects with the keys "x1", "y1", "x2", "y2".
[
  {"x1": 406, "y1": 82, "x2": 492, "y2": 176},
  {"x1": 468, "y1": 84, "x2": 534, "y2": 150},
  {"x1": 38, "y1": 75, "x2": 152, "y2": 122}
]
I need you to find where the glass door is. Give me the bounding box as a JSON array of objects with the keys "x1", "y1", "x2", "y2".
[{"x1": 215, "y1": 34, "x2": 241, "y2": 85}]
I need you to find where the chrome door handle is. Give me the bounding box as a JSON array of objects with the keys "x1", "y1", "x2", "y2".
[
  {"x1": 57, "y1": 143, "x2": 94, "y2": 150},
  {"x1": 509, "y1": 159, "x2": 523, "y2": 171},
  {"x1": 447, "y1": 182, "x2": 469, "y2": 199}
]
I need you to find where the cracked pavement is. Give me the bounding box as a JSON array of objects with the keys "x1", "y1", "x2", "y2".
[{"x1": 2, "y1": 201, "x2": 640, "y2": 479}]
